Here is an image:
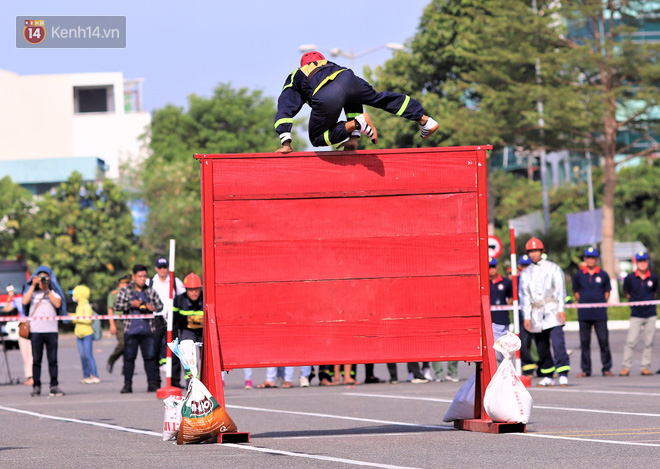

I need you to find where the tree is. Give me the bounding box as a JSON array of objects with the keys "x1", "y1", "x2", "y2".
[
  {"x1": 371, "y1": 0, "x2": 660, "y2": 280},
  {"x1": 0, "y1": 176, "x2": 35, "y2": 259},
  {"x1": 22, "y1": 173, "x2": 140, "y2": 306},
  {"x1": 139, "y1": 83, "x2": 284, "y2": 278}
]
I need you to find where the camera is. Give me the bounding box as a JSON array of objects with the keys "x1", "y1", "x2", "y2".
[
  {"x1": 139, "y1": 303, "x2": 148, "y2": 312},
  {"x1": 38, "y1": 274, "x2": 50, "y2": 288}
]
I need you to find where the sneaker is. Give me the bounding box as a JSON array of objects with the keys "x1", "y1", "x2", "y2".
[
  {"x1": 423, "y1": 368, "x2": 433, "y2": 381},
  {"x1": 537, "y1": 377, "x2": 555, "y2": 387},
  {"x1": 120, "y1": 383, "x2": 133, "y2": 394},
  {"x1": 434, "y1": 377, "x2": 444, "y2": 383},
  {"x1": 31, "y1": 386, "x2": 41, "y2": 397},
  {"x1": 88, "y1": 376, "x2": 101, "y2": 384},
  {"x1": 81, "y1": 377, "x2": 92, "y2": 384},
  {"x1": 299, "y1": 376, "x2": 310, "y2": 388},
  {"x1": 619, "y1": 368, "x2": 630, "y2": 376},
  {"x1": 49, "y1": 387, "x2": 65, "y2": 397},
  {"x1": 389, "y1": 379, "x2": 399, "y2": 384},
  {"x1": 603, "y1": 371, "x2": 613, "y2": 377},
  {"x1": 559, "y1": 376, "x2": 568, "y2": 386},
  {"x1": 364, "y1": 376, "x2": 381, "y2": 384},
  {"x1": 244, "y1": 379, "x2": 253, "y2": 389},
  {"x1": 411, "y1": 378, "x2": 430, "y2": 384},
  {"x1": 445, "y1": 376, "x2": 460, "y2": 383},
  {"x1": 420, "y1": 116, "x2": 438, "y2": 139},
  {"x1": 641, "y1": 368, "x2": 653, "y2": 376},
  {"x1": 354, "y1": 113, "x2": 378, "y2": 144}
]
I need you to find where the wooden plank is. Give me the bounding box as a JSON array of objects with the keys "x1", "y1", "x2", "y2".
[
  {"x1": 214, "y1": 193, "x2": 477, "y2": 242},
  {"x1": 216, "y1": 276, "x2": 480, "y2": 322},
  {"x1": 211, "y1": 152, "x2": 477, "y2": 200},
  {"x1": 215, "y1": 233, "x2": 478, "y2": 283}
]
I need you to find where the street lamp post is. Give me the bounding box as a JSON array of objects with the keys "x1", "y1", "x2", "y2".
[{"x1": 298, "y1": 43, "x2": 404, "y2": 69}]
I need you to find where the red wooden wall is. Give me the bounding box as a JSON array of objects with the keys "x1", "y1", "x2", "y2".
[{"x1": 197, "y1": 146, "x2": 492, "y2": 373}]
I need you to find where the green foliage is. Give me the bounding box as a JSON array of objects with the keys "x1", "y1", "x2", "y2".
[
  {"x1": 21, "y1": 173, "x2": 139, "y2": 306},
  {"x1": 0, "y1": 176, "x2": 35, "y2": 259},
  {"x1": 139, "y1": 83, "x2": 282, "y2": 278}
]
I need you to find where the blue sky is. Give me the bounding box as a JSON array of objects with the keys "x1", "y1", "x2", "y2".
[{"x1": 3, "y1": 1, "x2": 428, "y2": 112}]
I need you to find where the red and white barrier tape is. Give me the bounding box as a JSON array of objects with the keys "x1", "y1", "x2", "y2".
[
  {"x1": 0, "y1": 314, "x2": 157, "y2": 322},
  {"x1": 491, "y1": 299, "x2": 660, "y2": 311}
]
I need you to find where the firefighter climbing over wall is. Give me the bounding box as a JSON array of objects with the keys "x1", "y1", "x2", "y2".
[{"x1": 274, "y1": 51, "x2": 439, "y2": 152}]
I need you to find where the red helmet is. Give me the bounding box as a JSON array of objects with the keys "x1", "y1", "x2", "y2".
[
  {"x1": 300, "y1": 51, "x2": 325, "y2": 67},
  {"x1": 184, "y1": 273, "x2": 202, "y2": 289},
  {"x1": 525, "y1": 237, "x2": 545, "y2": 252}
]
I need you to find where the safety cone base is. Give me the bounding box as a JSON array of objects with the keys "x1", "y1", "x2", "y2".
[
  {"x1": 518, "y1": 375, "x2": 532, "y2": 388},
  {"x1": 455, "y1": 419, "x2": 526, "y2": 434},
  {"x1": 156, "y1": 385, "x2": 182, "y2": 399}
]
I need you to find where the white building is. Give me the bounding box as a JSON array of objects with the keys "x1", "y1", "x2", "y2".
[{"x1": 0, "y1": 69, "x2": 150, "y2": 192}]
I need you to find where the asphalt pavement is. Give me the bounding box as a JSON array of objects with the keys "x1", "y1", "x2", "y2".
[{"x1": 2, "y1": 329, "x2": 660, "y2": 469}]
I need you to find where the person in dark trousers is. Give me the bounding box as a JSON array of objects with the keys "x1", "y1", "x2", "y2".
[
  {"x1": 106, "y1": 274, "x2": 131, "y2": 374},
  {"x1": 517, "y1": 254, "x2": 537, "y2": 376},
  {"x1": 489, "y1": 257, "x2": 513, "y2": 328},
  {"x1": 572, "y1": 247, "x2": 613, "y2": 377},
  {"x1": 275, "y1": 51, "x2": 439, "y2": 153},
  {"x1": 113, "y1": 264, "x2": 163, "y2": 393},
  {"x1": 519, "y1": 237, "x2": 571, "y2": 387},
  {"x1": 173, "y1": 273, "x2": 204, "y2": 343},
  {"x1": 620, "y1": 251, "x2": 658, "y2": 376},
  {"x1": 22, "y1": 266, "x2": 67, "y2": 397}
]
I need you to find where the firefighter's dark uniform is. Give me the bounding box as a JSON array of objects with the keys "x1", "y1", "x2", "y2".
[{"x1": 274, "y1": 60, "x2": 425, "y2": 147}]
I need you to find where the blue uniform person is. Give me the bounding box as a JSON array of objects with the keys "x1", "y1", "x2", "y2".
[
  {"x1": 620, "y1": 251, "x2": 658, "y2": 376},
  {"x1": 489, "y1": 257, "x2": 513, "y2": 327},
  {"x1": 517, "y1": 255, "x2": 537, "y2": 376},
  {"x1": 274, "y1": 51, "x2": 439, "y2": 153},
  {"x1": 572, "y1": 247, "x2": 613, "y2": 377}
]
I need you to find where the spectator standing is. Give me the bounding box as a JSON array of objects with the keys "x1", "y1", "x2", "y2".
[
  {"x1": 620, "y1": 251, "x2": 658, "y2": 376},
  {"x1": 151, "y1": 256, "x2": 184, "y2": 383},
  {"x1": 4, "y1": 285, "x2": 32, "y2": 385},
  {"x1": 114, "y1": 264, "x2": 163, "y2": 393},
  {"x1": 70, "y1": 285, "x2": 100, "y2": 384},
  {"x1": 572, "y1": 247, "x2": 613, "y2": 377},
  {"x1": 432, "y1": 361, "x2": 459, "y2": 382},
  {"x1": 106, "y1": 274, "x2": 131, "y2": 374},
  {"x1": 519, "y1": 237, "x2": 571, "y2": 387},
  {"x1": 22, "y1": 266, "x2": 67, "y2": 397}
]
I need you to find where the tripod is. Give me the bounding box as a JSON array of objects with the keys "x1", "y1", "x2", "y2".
[{"x1": 0, "y1": 330, "x2": 16, "y2": 385}]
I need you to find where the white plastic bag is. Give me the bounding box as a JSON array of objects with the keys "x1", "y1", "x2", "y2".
[
  {"x1": 162, "y1": 395, "x2": 184, "y2": 441},
  {"x1": 443, "y1": 374, "x2": 476, "y2": 422},
  {"x1": 483, "y1": 332, "x2": 533, "y2": 424}
]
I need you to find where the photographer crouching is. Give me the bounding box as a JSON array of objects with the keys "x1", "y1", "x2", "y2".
[
  {"x1": 113, "y1": 264, "x2": 163, "y2": 394},
  {"x1": 21, "y1": 266, "x2": 67, "y2": 397}
]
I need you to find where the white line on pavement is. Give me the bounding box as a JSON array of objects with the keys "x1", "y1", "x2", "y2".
[
  {"x1": 0, "y1": 404, "x2": 161, "y2": 437},
  {"x1": 512, "y1": 432, "x2": 660, "y2": 447},
  {"x1": 0, "y1": 404, "x2": 427, "y2": 469},
  {"x1": 532, "y1": 388, "x2": 660, "y2": 397},
  {"x1": 221, "y1": 444, "x2": 424, "y2": 469}
]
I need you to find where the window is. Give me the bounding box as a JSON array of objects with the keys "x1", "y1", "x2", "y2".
[{"x1": 74, "y1": 85, "x2": 115, "y2": 113}]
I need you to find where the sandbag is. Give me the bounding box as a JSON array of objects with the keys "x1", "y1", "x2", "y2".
[
  {"x1": 483, "y1": 332, "x2": 533, "y2": 424},
  {"x1": 443, "y1": 374, "x2": 476, "y2": 422},
  {"x1": 177, "y1": 377, "x2": 237, "y2": 444},
  {"x1": 163, "y1": 395, "x2": 184, "y2": 441}
]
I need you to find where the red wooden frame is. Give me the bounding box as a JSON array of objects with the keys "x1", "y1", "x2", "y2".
[{"x1": 196, "y1": 146, "x2": 512, "y2": 434}]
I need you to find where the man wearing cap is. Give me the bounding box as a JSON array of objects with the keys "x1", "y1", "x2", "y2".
[
  {"x1": 274, "y1": 51, "x2": 439, "y2": 153},
  {"x1": 489, "y1": 257, "x2": 513, "y2": 328},
  {"x1": 519, "y1": 237, "x2": 571, "y2": 386},
  {"x1": 572, "y1": 247, "x2": 613, "y2": 377},
  {"x1": 151, "y1": 256, "x2": 185, "y2": 387},
  {"x1": 620, "y1": 251, "x2": 658, "y2": 376},
  {"x1": 106, "y1": 274, "x2": 132, "y2": 374},
  {"x1": 517, "y1": 254, "x2": 537, "y2": 376}
]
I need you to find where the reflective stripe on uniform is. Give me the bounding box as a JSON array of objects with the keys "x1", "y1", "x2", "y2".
[
  {"x1": 313, "y1": 69, "x2": 347, "y2": 96},
  {"x1": 282, "y1": 70, "x2": 298, "y2": 91},
  {"x1": 274, "y1": 117, "x2": 294, "y2": 129},
  {"x1": 540, "y1": 366, "x2": 556, "y2": 374},
  {"x1": 522, "y1": 364, "x2": 538, "y2": 371},
  {"x1": 556, "y1": 365, "x2": 571, "y2": 374},
  {"x1": 346, "y1": 112, "x2": 360, "y2": 119},
  {"x1": 175, "y1": 309, "x2": 203, "y2": 316},
  {"x1": 323, "y1": 130, "x2": 332, "y2": 146},
  {"x1": 395, "y1": 95, "x2": 410, "y2": 116}
]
